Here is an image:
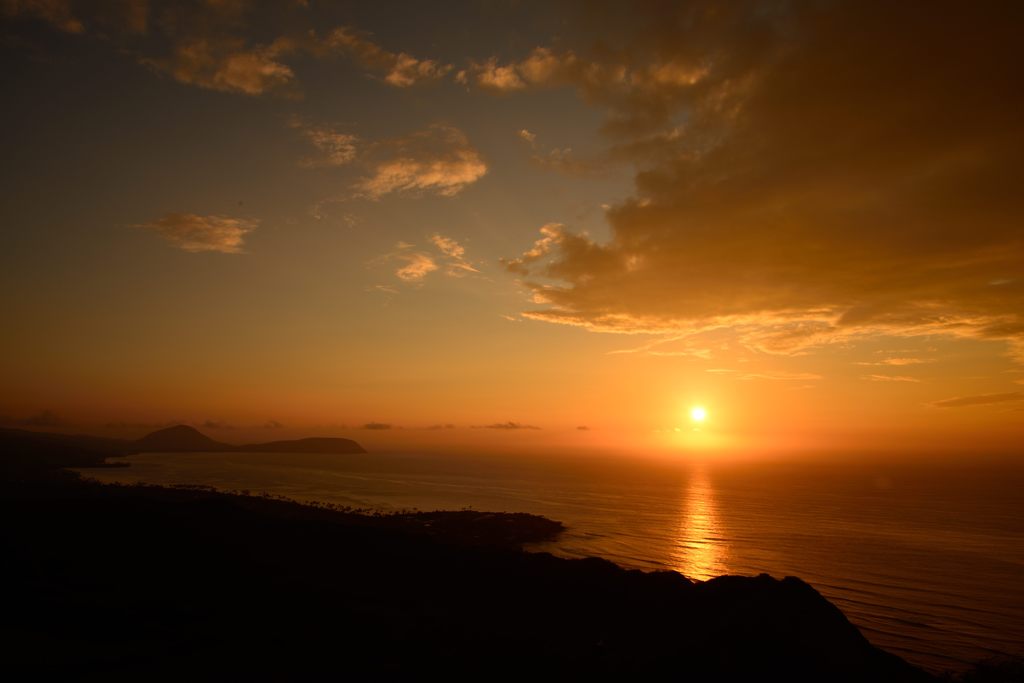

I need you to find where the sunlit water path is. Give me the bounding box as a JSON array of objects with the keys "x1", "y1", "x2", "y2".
[{"x1": 81, "y1": 451, "x2": 1024, "y2": 674}]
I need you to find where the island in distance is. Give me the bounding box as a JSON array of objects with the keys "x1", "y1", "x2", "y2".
[
  {"x1": 0, "y1": 424, "x2": 365, "y2": 467},
  {"x1": 134, "y1": 424, "x2": 367, "y2": 454}
]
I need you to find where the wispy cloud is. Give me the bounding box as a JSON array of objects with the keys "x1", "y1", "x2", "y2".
[
  {"x1": 932, "y1": 392, "x2": 1024, "y2": 408},
  {"x1": 856, "y1": 358, "x2": 933, "y2": 367},
  {"x1": 476, "y1": 421, "x2": 541, "y2": 430},
  {"x1": 379, "y1": 235, "x2": 480, "y2": 286},
  {"x1": 148, "y1": 37, "x2": 297, "y2": 96},
  {"x1": 467, "y1": 45, "x2": 709, "y2": 139},
  {"x1": 138, "y1": 213, "x2": 257, "y2": 254},
  {"x1": 469, "y1": 57, "x2": 529, "y2": 91},
  {"x1": 326, "y1": 27, "x2": 452, "y2": 87},
  {"x1": 515, "y1": 128, "x2": 606, "y2": 176},
  {"x1": 608, "y1": 334, "x2": 714, "y2": 359},
  {"x1": 362, "y1": 422, "x2": 392, "y2": 430},
  {"x1": 501, "y1": 223, "x2": 566, "y2": 275},
  {"x1": 394, "y1": 252, "x2": 439, "y2": 282},
  {"x1": 290, "y1": 119, "x2": 358, "y2": 167},
  {"x1": 862, "y1": 374, "x2": 921, "y2": 383},
  {"x1": 429, "y1": 234, "x2": 479, "y2": 276},
  {"x1": 7, "y1": 6, "x2": 462, "y2": 97},
  {"x1": 3, "y1": 0, "x2": 84, "y2": 33},
  {"x1": 466, "y1": 48, "x2": 591, "y2": 93},
  {"x1": 701, "y1": 367, "x2": 822, "y2": 382},
  {"x1": 355, "y1": 125, "x2": 487, "y2": 199},
  {"x1": 737, "y1": 371, "x2": 822, "y2": 382},
  {"x1": 5, "y1": 1, "x2": 300, "y2": 96},
  {"x1": 430, "y1": 234, "x2": 465, "y2": 259}
]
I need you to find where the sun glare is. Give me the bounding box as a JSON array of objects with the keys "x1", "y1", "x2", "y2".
[{"x1": 690, "y1": 406, "x2": 708, "y2": 423}]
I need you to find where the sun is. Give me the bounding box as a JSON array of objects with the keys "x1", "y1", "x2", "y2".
[{"x1": 690, "y1": 406, "x2": 708, "y2": 423}]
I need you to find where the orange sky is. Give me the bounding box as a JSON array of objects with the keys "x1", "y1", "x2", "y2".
[{"x1": 1, "y1": 2, "x2": 1022, "y2": 456}]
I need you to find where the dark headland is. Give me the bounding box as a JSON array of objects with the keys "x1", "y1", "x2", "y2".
[
  {"x1": 130, "y1": 424, "x2": 367, "y2": 455},
  {"x1": 0, "y1": 424, "x2": 366, "y2": 463},
  {"x1": 1, "y1": 428, "x2": 998, "y2": 681}
]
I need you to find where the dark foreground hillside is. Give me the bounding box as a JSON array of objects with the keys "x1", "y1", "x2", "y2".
[{"x1": 1, "y1": 448, "x2": 934, "y2": 681}]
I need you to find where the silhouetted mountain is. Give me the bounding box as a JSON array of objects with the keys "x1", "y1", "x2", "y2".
[
  {"x1": 131, "y1": 426, "x2": 368, "y2": 455},
  {"x1": 133, "y1": 425, "x2": 229, "y2": 452},
  {"x1": 0, "y1": 426, "x2": 369, "y2": 470},
  {"x1": 233, "y1": 437, "x2": 366, "y2": 454}
]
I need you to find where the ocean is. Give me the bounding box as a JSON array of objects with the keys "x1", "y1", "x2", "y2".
[{"x1": 80, "y1": 449, "x2": 1024, "y2": 674}]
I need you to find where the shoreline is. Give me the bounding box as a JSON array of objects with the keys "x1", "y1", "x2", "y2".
[
  {"x1": 70, "y1": 452, "x2": 1024, "y2": 676},
  {"x1": 2, "y1": 434, "x2": 1019, "y2": 680},
  {"x1": 75, "y1": 449, "x2": 1024, "y2": 675},
  {"x1": 1, "y1": 455, "x2": 936, "y2": 680}
]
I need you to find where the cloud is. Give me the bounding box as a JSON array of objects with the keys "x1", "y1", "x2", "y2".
[
  {"x1": 139, "y1": 213, "x2": 257, "y2": 254},
  {"x1": 500, "y1": 3, "x2": 1024, "y2": 365},
  {"x1": 379, "y1": 235, "x2": 480, "y2": 285},
  {"x1": 6, "y1": 5, "x2": 448, "y2": 98},
  {"x1": 862, "y1": 375, "x2": 921, "y2": 383},
  {"x1": 262, "y1": 420, "x2": 284, "y2": 429},
  {"x1": 635, "y1": 347, "x2": 711, "y2": 359},
  {"x1": 355, "y1": 125, "x2": 487, "y2": 199},
  {"x1": 424, "y1": 423, "x2": 456, "y2": 430},
  {"x1": 466, "y1": 44, "x2": 712, "y2": 136},
  {"x1": 609, "y1": 333, "x2": 716, "y2": 358},
  {"x1": 855, "y1": 358, "x2": 933, "y2": 367},
  {"x1": 3, "y1": 0, "x2": 84, "y2": 33},
  {"x1": 147, "y1": 37, "x2": 296, "y2": 96},
  {"x1": 326, "y1": 27, "x2": 451, "y2": 87},
  {"x1": 708, "y1": 369, "x2": 822, "y2": 382},
  {"x1": 576, "y1": 425, "x2": 590, "y2": 431},
  {"x1": 395, "y1": 252, "x2": 438, "y2": 282},
  {"x1": 932, "y1": 392, "x2": 1024, "y2": 408},
  {"x1": 477, "y1": 421, "x2": 540, "y2": 430},
  {"x1": 8, "y1": 8, "x2": 452, "y2": 97},
  {"x1": 7, "y1": 1, "x2": 300, "y2": 96},
  {"x1": 362, "y1": 422, "x2": 392, "y2": 430},
  {"x1": 531, "y1": 147, "x2": 601, "y2": 176},
  {"x1": 515, "y1": 128, "x2": 606, "y2": 176},
  {"x1": 430, "y1": 234, "x2": 465, "y2": 259},
  {"x1": 383, "y1": 53, "x2": 451, "y2": 87},
  {"x1": 429, "y1": 234, "x2": 479, "y2": 276},
  {"x1": 501, "y1": 223, "x2": 566, "y2": 275},
  {"x1": 467, "y1": 48, "x2": 587, "y2": 93},
  {"x1": 291, "y1": 119, "x2": 358, "y2": 167},
  {"x1": 472, "y1": 58, "x2": 526, "y2": 91},
  {"x1": 738, "y1": 371, "x2": 822, "y2": 382}
]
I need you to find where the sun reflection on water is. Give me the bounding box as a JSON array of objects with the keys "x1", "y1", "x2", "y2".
[{"x1": 670, "y1": 466, "x2": 728, "y2": 581}]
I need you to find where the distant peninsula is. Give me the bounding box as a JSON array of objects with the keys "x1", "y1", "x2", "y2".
[
  {"x1": 0, "y1": 424, "x2": 366, "y2": 468},
  {"x1": 134, "y1": 424, "x2": 367, "y2": 455}
]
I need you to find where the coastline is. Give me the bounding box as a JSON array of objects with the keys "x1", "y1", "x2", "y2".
[
  {"x1": 0, "y1": 451, "x2": 936, "y2": 681},
  {"x1": 77, "y1": 448, "x2": 1024, "y2": 674}
]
